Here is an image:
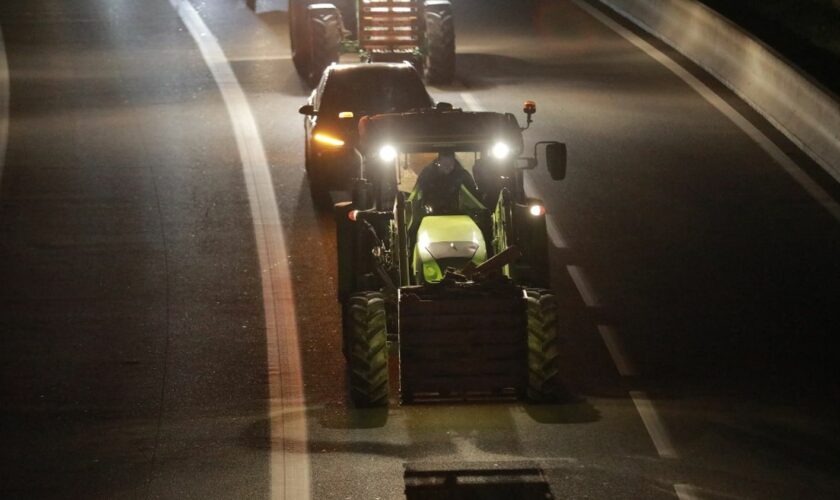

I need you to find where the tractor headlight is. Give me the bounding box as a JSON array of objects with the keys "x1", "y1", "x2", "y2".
[
  {"x1": 379, "y1": 144, "x2": 398, "y2": 162},
  {"x1": 491, "y1": 141, "x2": 511, "y2": 160},
  {"x1": 529, "y1": 203, "x2": 546, "y2": 216}
]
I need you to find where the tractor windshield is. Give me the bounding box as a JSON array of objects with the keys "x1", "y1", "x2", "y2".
[{"x1": 396, "y1": 151, "x2": 482, "y2": 194}]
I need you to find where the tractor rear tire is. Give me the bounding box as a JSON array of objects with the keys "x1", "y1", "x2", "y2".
[
  {"x1": 525, "y1": 289, "x2": 562, "y2": 402},
  {"x1": 424, "y1": 1, "x2": 456, "y2": 84},
  {"x1": 306, "y1": 4, "x2": 342, "y2": 87},
  {"x1": 345, "y1": 292, "x2": 390, "y2": 407}
]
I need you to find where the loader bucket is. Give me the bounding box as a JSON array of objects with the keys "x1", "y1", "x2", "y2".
[{"x1": 398, "y1": 285, "x2": 527, "y2": 402}]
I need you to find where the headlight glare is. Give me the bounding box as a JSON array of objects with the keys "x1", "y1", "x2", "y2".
[
  {"x1": 379, "y1": 145, "x2": 398, "y2": 162},
  {"x1": 491, "y1": 142, "x2": 511, "y2": 159}
]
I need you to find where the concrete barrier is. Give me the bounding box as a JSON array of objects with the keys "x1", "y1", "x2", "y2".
[{"x1": 597, "y1": 0, "x2": 840, "y2": 183}]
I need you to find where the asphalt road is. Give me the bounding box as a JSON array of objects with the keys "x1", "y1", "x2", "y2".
[{"x1": 1, "y1": 0, "x2": 839, "y2": 498}]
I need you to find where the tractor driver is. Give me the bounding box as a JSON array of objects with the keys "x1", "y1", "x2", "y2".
[{"x1": 414, "y1": 150, "x2": 482, "y2": 213}]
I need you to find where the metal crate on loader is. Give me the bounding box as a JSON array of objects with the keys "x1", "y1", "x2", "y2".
[
  {"x1": 333, "y1": 101, "x2": 569, "y2": 407},
  {"x1": 287, "y1": 0, "x2": 456, "y2": 86}
]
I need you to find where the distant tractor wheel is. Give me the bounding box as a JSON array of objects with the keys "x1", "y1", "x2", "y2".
[
  {"x1": 306, "y1": 4, "x2": 343, "y2": 87},
  {"x1": 290, "y1": 0, "x2": 312, "y2": 78},
  {"x1": 423, "y1": 1, "x2": 455, "y2": 84},
  {"x1": 525, "y1": 289, "x2": 562, "y2": 402},
  {"x1": 345, "y1": 292, "x2": 390, "y2": 407}
]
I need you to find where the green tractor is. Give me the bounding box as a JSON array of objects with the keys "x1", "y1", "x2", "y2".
[
  {"x1": 287, "y1": 0, "x2": 456, "y2": 87},
  {"x1": 334, "y1": 101, "x2": 569, "y2": 406}
]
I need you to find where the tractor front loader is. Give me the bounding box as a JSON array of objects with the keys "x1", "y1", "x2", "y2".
[
  {"x1": 288, "y1": 0, "x2": 456, "y2": 86},
  {"x1": 334, "y1": 102, "x2": 569, "y2": 407}
]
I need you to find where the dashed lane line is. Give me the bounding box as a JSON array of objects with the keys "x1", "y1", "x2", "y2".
[
  {"x1": 674, "y1": 483, "x2": 702, "y2": 500},
  {"x1": 546, "y1": 217, "x2": 568, "y2": 249},
  {"x1": 169, "y1": 1, "x2": 310, "y2": 499},
  {"x1": 571, "y1": 0, "x2": 840, "y2": 223},
  {"x1": 529, "y1": 177, "x2": 637, "y2": 376},
  {"x1": 0, "y1": 26, "x2": 9, "y2": 187},
  {"x1": 566, "y1": 264, "x2": 601, "y2": 308},
  {"x1": 461, "y1": 90, "x2": 672, "y2": 458},
  {"x1": 674, "y1": 483, "x2": 703, "y2": 500},
  {"x1": 597, "y1": 324, "x2": 637, "y2": 377},
  {"x1": 459, "y1": 91, "x2": 484, "y2": 112},
  {"x1": 630, "y1": 391, "x2": 679, "y2": 459}
]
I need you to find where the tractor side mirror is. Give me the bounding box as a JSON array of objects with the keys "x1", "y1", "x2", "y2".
[
  {"x1": 545, "y1": 142, "x2": 567, "y2": 181},
  {"x1": 299, "y1": 104, "x2": 316, "y2": 116}
]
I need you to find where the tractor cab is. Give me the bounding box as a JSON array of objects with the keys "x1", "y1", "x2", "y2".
[
  {"x1": 401, "y1": 149, "x2": 491, "y2": 284},
  {"x1": 334, "y1": 102, "x2": 569, "y2": 406}
]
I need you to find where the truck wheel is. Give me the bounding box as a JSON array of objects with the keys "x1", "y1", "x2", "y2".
[
  {"x1": 290, "y1": 0, "x2": 312, "y2": 78},
  {"x1": 345, "y1": 292, "x2": 390, "y2": 407},
  {"x1": 423, "y1": 1, "x2": 455, "y2": 84},
  {"x1": 525, "y1": 289, "x2": 562, "y2": 402},
  {"x1": 306, "y1": 4, "x2": 342, "y2": 87}
]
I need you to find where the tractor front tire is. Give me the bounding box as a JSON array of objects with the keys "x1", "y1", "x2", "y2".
[
  {"x1": 526, "y1": 289, "x2": 562, "y2": 402},
  {"x1": 424, "y1": 1, "x2": 455, "y2": 84},
  {"x1": 306, "y1": 4, "x2": 342, "y2": 87},
  {"x1": 345, "y1": 292, "x2": 390, "y2": 407}
]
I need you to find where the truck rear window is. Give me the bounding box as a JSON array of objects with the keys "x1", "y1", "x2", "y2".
[{"x1": 319, "y1": 70, "x2": 433, "y2": 116}]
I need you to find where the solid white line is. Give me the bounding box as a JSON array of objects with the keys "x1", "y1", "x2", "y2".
[
  {"x1": 169, "y1": 1, "x2": 310, "y2": 499},
  {"x1": 567, "y1": 265, "x2": 600, "y2": 307},
  {"x1": 630, "y1": 390, "x2": 679, "y2": 459},
  {"x1": 674, "y1": 483, "x2": 702, "y2": 500},
  {"x1": 0, "y1": 26, "x2": 9, "y2": 187},
  {"x1": 572, "y1": 0, "x2": 840, "y2": 222},
  {"x1": 597, "y1": 324, "x2": 637, "y2": 376}
]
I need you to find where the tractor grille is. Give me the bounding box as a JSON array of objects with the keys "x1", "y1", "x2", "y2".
[
  {"x1": 399, "y1": 288, "x2": 527, "y2": 402},
  {"x1": 359, "y1": 0, "x2": 422, "y2": 50}
]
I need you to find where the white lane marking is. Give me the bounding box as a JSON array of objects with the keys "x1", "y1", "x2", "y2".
[
  {"x1": 169, "y1": 1, "x2": 310, "y2": 499},
  {"x1": 567, "y1": 264, "x2": 600, "y2": 308},
  {"x1": 674, "y1": 483, "x2": 702, "y2": 500},
  {"x1": 460, "y1": 91, "x2": 485, "y2": 112},
  {"x1": 597, "y1": 324, "x2": 637, "y2": 377},
  {"x1": 0, "y1": 26, "x2": 9, "y2": 187},
  {"x1": 630, "y1": 391, "x2": 679, "y2": 459},
  {"x1": 571, "y1": 0, "x2": 840, "y2": 223},
  {"x1": 545, "y1": 217, "x2": 568, "y2": 249}
]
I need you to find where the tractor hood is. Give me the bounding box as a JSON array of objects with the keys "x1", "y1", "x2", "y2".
[{"x1": 414, "y1": 215, "x2": 487, "y2": 283}]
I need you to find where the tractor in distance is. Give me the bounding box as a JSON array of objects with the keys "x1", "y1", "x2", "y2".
[
  {"x1": 285, "y1": 0, "x2": 456, "y2": 87},
  {"x1": 334, "y1": 101, "x2": 568, "y2": 406}
]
